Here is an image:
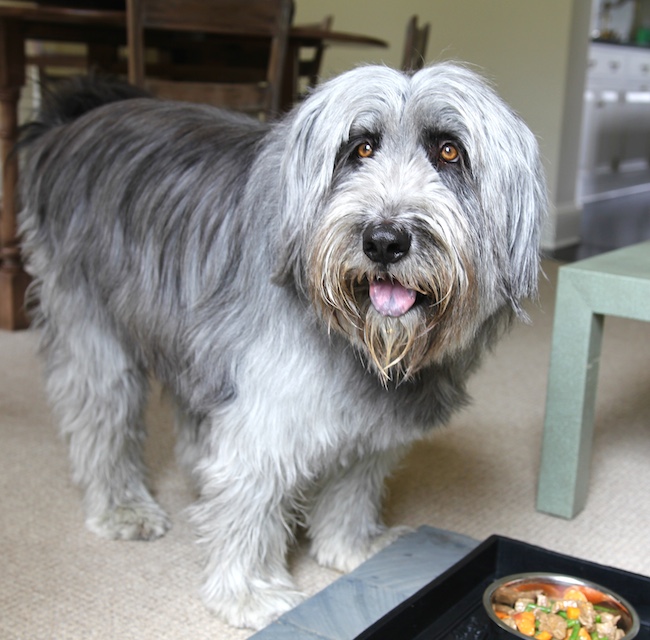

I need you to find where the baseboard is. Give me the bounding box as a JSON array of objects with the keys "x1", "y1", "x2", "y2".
[{"x1": 542, "y1": 201, "x2": 582, "y2": 254}]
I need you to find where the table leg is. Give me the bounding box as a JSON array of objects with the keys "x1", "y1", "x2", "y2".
[
  {"x1": 0, "y1": 19, "x2": 29, "y2": 330},
  {"x1": 536, "y1": 270, "x2": 604, "y2": 519},
  {"x1": 280, "y1": 42, "x2": 299, "y2": 111}
]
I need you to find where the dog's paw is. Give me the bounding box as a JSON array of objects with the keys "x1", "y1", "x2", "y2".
[
  {"x1": 86, "y1": 502, "x2": 171, "y2": 541},
  {"x1": 312, "y1": 525, "x2": 414, "y2": 573},
  {"x1": 205, "y1": 583, "x2": 305, "y2": 630}
]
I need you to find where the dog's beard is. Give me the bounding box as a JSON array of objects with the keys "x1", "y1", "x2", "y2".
[{"x1": 309, "y1": 231, "x2": 474, "y2": 384}]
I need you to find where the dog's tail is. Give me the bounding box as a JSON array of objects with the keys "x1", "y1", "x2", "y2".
[{"x1": 19, "y1": 74, "x2": 151, "y2": 147}]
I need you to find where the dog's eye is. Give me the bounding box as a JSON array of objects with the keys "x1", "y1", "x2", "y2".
[
  {"x1": 439, "y1": 142, "x2": 459, "y2": 163},
  {"x1": 356, "y1": 142, "x2": 374, "y2": 159}
]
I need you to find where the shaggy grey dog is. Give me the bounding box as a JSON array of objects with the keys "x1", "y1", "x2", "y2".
[{"x1": 18, "y1": 63, "x2": 546, "y2": 629}]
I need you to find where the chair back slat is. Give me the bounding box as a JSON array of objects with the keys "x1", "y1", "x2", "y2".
[
  {"x1": 127, "y1": 0, "x2": 294, "y2": 118},
  {"x1": 140, "y1": 0, "x2": 290, "y2": 36},
  {"x1": 402, "y1": 15, "x2": 429, "y2": 72}
]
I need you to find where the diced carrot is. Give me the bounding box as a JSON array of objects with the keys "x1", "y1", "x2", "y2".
[
  {"x1": 513, "y1": 611, "x2": 537, "y2": 636},
  {"x1": 566, "y1": 606, "x2": 580, "y2": 620},
  {"x1": 536, "y1": 631, "x2": 553, "y2": 640},
  {"x1": 495, "y1": 611, "x2": 510, "y2": 620},
  {"x1": 564, "y1": 627, "x2": 582, "y2": 640},
  {"x1": 578, "y1": 628, "x2": 591, "y2": 640},
  {"x1": 563, "y1": 588, "x2": 588, "y2": 602}
]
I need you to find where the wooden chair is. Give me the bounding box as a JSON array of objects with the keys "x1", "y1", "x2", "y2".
[
  {"x1": 126, "y1": 0, "x2": 294, "y2": 119},
  {"x1": 296, "y1": 14, "x2": 333, "y2": 97},
  {"x1": 401, "y1": 15, "x2": 429, "y2": 72}
]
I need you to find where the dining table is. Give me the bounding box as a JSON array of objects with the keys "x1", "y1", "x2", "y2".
[{"x1": 0, "y1": 2, "x2": 387, "y2": 330}]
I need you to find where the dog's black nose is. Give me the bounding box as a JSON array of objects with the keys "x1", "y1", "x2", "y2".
[{"x1": 362, "y1": 222, "x2": 411, "y2": 265}]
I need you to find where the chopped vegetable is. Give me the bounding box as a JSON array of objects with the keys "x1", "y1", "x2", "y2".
[
  {"x1": 491, "y1": 584, "x2": 627, "y2": 640},
  {"x1": 578, "y1": 628, "x2": 591, "y2": 640},
  {"x1": 569, "y1": 623, "x2": 581, "y2": 640},
  {"x1": 513, "y1": 610, "x2": 537, "y2": 636},
  {"x1": 564, "y1": 588, "x2": 588, "y2": 602}
]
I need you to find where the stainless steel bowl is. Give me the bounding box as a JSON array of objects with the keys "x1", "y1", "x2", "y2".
[{"x1": 483, "y1": 573, "x2": 640, "y2": 640}]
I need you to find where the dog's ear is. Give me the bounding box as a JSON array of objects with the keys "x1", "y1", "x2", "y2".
[
  {"x1": 413, "y1": 64, "x2": 547, "y2": 316},
  {"x1": 271, "y1": 80, "x2": 357, "y2": 291},
  {"x1": 482, "y1": 105, "x2": 547, "y2": 316},
  {"x1": 271, "y1": 94, "x2": 342, "y2": 291}
]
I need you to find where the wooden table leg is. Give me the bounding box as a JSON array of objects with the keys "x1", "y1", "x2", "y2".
[
  {"x1": 280, "y1": 42, "x2": 299, "y2": 111},
  {"x1": 0, "y1": 19, "x2": 30, "y2": 330}
]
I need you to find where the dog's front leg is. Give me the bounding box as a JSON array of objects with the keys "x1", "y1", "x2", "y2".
[
  {"x1": 189, "y1": 461, "x2": 304, "y2": 630},
  {"x1": 308, "y1": 448, "x2": 413, "y2": 573}
]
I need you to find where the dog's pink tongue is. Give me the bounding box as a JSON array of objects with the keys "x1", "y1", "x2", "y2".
[{"x1": 369, "y1": 280, "x2": 417, "y2": 317}]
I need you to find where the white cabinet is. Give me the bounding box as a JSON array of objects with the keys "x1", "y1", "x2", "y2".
[{"x1": 579, "y1": 42, "x2": 650, "y2": 201}]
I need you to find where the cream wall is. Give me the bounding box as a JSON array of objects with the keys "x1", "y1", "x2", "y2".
[{"x1": 294, "y1": 0, "x2": 593, "y2": 251}]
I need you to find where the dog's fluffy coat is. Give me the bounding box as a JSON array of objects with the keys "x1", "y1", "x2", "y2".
[{"x1": 18, "y1": 63, "x2": 546, "y2": 629}]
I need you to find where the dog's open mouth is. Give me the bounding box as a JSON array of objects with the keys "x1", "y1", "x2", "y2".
[{"x1": 368, "y1": 278, "x2": 418, "y2": 317}]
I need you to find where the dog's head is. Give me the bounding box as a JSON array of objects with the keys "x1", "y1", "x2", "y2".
[{"x1": 274, "y1": 63, "x2": 546, "y2": 383}]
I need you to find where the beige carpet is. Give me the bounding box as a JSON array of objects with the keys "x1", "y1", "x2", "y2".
[{"x1": 1, "y1": 259, "x2": 649, "y2": 640}]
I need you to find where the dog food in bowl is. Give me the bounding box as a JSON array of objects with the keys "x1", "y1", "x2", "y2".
[{"x1": 483, "y1": 573, "x2": 640, "y2": 640}]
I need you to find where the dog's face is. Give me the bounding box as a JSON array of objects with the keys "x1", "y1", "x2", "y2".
[{"x1": 276, "y1": 63, "x2": 546, "y2": 382}]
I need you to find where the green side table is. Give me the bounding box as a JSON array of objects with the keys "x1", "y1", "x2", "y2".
[{"x1": 537, "y1": 241, "x2": 650, "y2": 519}]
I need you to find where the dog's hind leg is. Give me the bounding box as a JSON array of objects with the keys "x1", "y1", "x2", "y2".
[
  {"x1": 307, "y1": 448, "x2": 413, "y2": 572},
  {"x1": 41, "y1": 314, "x2": 170, "y2": 541}
]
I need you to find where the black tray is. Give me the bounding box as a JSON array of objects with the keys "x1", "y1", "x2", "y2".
[{"x1": 355, "y1": 535, "x2": 650, "y2": 640}]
